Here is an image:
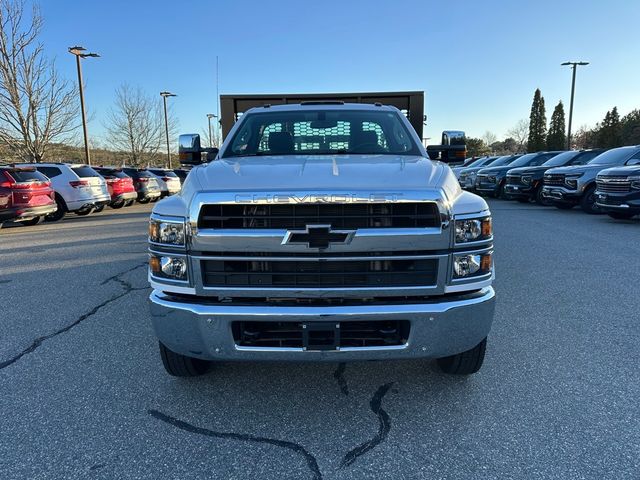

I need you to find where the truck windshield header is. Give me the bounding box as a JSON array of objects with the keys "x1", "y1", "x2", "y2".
[{"x1": 223, "y1": 110, "x2": 420, "y2": 158}]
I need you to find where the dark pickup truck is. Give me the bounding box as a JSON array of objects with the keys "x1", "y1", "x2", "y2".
[{"x1": 595, "y1": 164, "x2": 640, "y2": 219}]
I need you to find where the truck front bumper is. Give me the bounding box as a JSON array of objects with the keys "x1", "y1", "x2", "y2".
[{"x1": 149, "y1": 287, "x2": 496, "y2": 362}]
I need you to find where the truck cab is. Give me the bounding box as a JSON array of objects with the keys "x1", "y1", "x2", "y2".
[{"x1": 147, "y1": 102, "x2": 495, "y2": 377}]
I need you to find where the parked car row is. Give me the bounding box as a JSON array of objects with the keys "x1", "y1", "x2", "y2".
[
  {"x1": 0, "y1": 163, "x2": 191, "y2": 228},
  {"x1": 457, "y1": 145, "x2": 640, "y2": 220}
]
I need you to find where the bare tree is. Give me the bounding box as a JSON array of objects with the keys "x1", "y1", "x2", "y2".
[
  {"x1": 0, "y1": 0, "x2": 78, "y2": 162},
  {"x1": 105, "y1": 84, "x2": 177, "y2": 167},
  {"x1": 482, "y1": 131, "x2": 497, "y2": 149},
  {"x1": 507, "y1": 119, "x2": 529, "y2": 152}
]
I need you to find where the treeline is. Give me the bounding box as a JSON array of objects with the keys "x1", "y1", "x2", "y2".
[{"x1": 466, "y1": 88, "x2": 640, "y2": 157}]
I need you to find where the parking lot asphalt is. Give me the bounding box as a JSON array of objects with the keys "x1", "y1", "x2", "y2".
[{"x1": 1, "y1": 201, "x2": 639, "y2": 480}]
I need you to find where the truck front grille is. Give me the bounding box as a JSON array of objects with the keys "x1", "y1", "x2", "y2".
[
  {"x1": 202, "y1": 257, "x2": 438, "y2": 288},
  {"x1": 506, "y1": 174, "x2": 523, "y2": 186},
  {"x1": 544, "y1": 174, "x2": 565, "y2": 186},
  {"x1": 232, "y1": 320, "x2": 410, "y2": 349},
  {"x1": 596, "y1": 177, "x2": 631, "y2": 193},
  {"x1": 198, "y1": 203, "x2": 440, "y2": 229}
]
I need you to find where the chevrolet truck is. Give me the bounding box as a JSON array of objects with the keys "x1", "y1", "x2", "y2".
[{"x1": 148, "y1": 101, "x2": 495, "y2": 377}]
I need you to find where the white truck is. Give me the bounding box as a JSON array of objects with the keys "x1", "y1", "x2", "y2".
[{"x1": 148, "y1": 101, "x2": 495, "y2": 377}]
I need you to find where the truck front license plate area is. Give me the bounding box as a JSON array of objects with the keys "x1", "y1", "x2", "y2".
[{"x1": 232, "y1": 320, "x2": 410, "y2": 351}]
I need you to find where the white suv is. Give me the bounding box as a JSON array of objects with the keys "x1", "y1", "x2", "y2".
[
  {"x1": 148, "y1": 168, "x2": 181, "y2": 197},
  {"x1": 16, "y1": 163, "x2": 111, "y2": 221}
]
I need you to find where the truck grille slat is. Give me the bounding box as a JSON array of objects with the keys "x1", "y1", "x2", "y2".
[
  {"x1": 198, "y1": 203, "x2": 440, "y2": 229},
  {"x1": 544, "y1": 174, "x2": 565, "y2": 186},
  {"x1": 233, "y1": 320, "x2": 410, "y2": 349},
  {"x1": 202, "y1": 258, "x2": 438, "y2": 287},
  {"x1": 596, "y1": 177, "x2": 631, "y2": 193}
]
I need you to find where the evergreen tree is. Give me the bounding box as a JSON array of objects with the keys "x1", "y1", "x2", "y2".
[
  {"x1": 547, "y1": 101, "x2": 566, "y2": 150},
  {"x1": 621, "y1": 109, "x2": 640, "y2": 145},
  {"x1": 597, "y1": 107, "x2": 623, "y2": 148},
  {"x1": 527, "y1": 89, "x2": 547, "y2": 152}
]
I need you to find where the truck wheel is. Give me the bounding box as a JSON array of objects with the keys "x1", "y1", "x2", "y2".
[
  {"x1": 608, "y1": 212, "x2": 635, "y2": 220},
  {"x1": 535, "y1": 187, "x2": 551, "y2": 206},
  {"x1": 45, "y1": 195, "x2": 67, "y2": 222},
  {"x1": 139, "y1": 198, "x2": 150, "y2": 204},
  {"x1": 159, "y1": 342, "x2": 210, "y2": 377},
  {"x1": 110, "y1": 201, "x2": 125, "y2": 209},
  {"x1": 94, "y1": 204, "x2": 105, "y2": 213},
  {"x1": 580, "y1": 185, "x2": 600, "y2": 214},
  {"x1": 19, "y1": 216, "x2": 43, "y2": 226},
  {"x1": 437, "y1": 338, "x2": 487, "y2": 375}
]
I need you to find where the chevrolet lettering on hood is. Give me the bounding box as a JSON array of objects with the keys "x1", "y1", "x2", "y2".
[
  {"x1": 148, "y1": 101, "x2": 496, "y2": 378},
  {"x1": 235, "y1": 193, "x2": 404, "y2": 204}
]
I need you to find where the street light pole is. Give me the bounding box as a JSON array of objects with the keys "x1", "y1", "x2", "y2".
[
  {"x1": 207, "y1": 114, "x2": 217, "y2": 147},
  {"x1": 68, "y1": 46, "x2": 99, "y2": 165},
  {"x1": 561, "y1": 61, "x2": 589, "y2": 150},
  {"x1": 160, "y1": 91, "x2": 177, "y2": 168}
]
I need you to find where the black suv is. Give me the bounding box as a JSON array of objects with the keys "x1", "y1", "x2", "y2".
[
  {"x1": 476, "y1": 151, "x2": 563, "y2": 198},
  {"x1": 595, "y1": 163, "x2": 640, "y2": 219},
  {"x1": 505, "y1": 149, "x2": 604, "y2": 204}
]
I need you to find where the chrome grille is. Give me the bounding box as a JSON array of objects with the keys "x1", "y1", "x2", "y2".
[
  {"x1": 198, "y1": 203, "x2": 441, "y2": 229},
  {"x1": 544, "y1": 174, "x2": 565, "y2": 186},
  {"x1": 202, "y1": 256, "x2": 438, "y2": 288},
  {"x1": 596, "y1": 177, "x2": 631, "y2": 193}
]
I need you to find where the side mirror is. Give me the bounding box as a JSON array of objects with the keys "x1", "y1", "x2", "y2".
[
  {"x1": 178, "y1": 134, "x2": 217, "y2": 166},
  {"x1": 426, "y1": 130, "x2": 467, "y2": 164}
]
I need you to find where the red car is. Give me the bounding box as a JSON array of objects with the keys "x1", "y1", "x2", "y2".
[
  {"x1": 0, "y1": 166, "x2": 57, "y2": 226},
  {"x1": 94, "y1": 167, "x2": 138, "y2": 209}
]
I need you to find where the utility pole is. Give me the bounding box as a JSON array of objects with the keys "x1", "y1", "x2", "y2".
[
  {"x1": 207, "y1": 114, "x2": 217, "y2": 147},
  {"x1": 561, "y1": 61, "x2": 589, "y2": 150},
  {"x1": 160, "y1": 91, "x2": 177, "y2": 168},
  {"x1": 68, "y1": 46, "x2": 99, "y2": 165}
]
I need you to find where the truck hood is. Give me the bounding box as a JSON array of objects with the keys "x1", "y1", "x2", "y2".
[
  {"x1": 507, "y1": 165, "x2": 551, "y2": 176},
  {"x1": 194, "y1": 154, "x2": 446, "y2": 191},
  {"x1": 545, "y1": 163, "x2": 616, "y2": 175},
  {"x1": 597, "y1": 165, "x2": 640, "y2": 177}
]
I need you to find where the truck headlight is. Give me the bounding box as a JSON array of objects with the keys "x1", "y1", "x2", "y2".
[
  {"x1": 149, "y1": 254, "x2": 188, "y2": 281},
  {"x1": 453, "y1": 252, "x2": 492, "y2": 279},
  {"x1": 521, "y1": 175, "x2": 532, "y2": 185},
  {"x1": 455, "y1": 217, "x2": 492, "y2": 243},
  {"x1": 564, "y1": 174, "x2": 582, "y2": 189},
  {"x1": 629, "y1": 176, "x2": 640, "y2": 190},
  {"x1": 149, "y1": 218, "x2": 185, "y2": 245}
]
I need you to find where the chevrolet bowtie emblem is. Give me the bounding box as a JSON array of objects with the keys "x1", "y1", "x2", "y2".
[{"x1": 282, "y1": 225, "x2": 355, "y2": 249}]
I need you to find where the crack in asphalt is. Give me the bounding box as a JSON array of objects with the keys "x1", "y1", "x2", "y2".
[
  {"x1": 340, "y1": 383, "x2": 394, "y2": 469},
  {"x1": 333, "y1": 363, "x2": 349, "y2": 396},
  {"x1": 0, "y1": 263, "x2": 148, "y2": 371},
  {"x1": 148, "y1": 409, "x2": 322, "y2": 480}
]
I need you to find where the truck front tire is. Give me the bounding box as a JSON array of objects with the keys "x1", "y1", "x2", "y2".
[
  {"x1": 437, "y1": 338, "x2": 487, "y2": 375},
  {"x1": 159, "y1": 342, "x2": 210, "y2": 377}
]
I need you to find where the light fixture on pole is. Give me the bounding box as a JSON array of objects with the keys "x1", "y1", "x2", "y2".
[
  {"x1": 206, "y1": 113, "x2": 217, "y2": 147},
  {"x1": 68, "y1": 46, "x2": 99, "y2": 165},
  {"x1": 160, "y1": 91, "x2": 177, "y2": 168},
  {"x1": 561, "y1": 61, "x2": 589, "y2": 150}
]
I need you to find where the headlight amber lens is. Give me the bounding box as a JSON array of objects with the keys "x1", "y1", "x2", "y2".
[
  {"x1": 455, "y1": 217, "x2": 492, "y2": 243},
  {"x1": 149, "y1": 219, "x2": 185, "y2": 245},
  {"x1": 453, "y1": 252, "x2": 492, "y2": 279},
  {"x1": 149, "y1": 254, "x2": 188, "y2": 281}
]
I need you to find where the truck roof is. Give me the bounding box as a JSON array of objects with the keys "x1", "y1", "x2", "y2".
[{"x1": 243, "y1": 102, "x2": 400, "y2": 115}]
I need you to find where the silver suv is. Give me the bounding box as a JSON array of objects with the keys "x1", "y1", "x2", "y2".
[{"x1": 16, "y1": 163, "x2": 111, "y2": 221}]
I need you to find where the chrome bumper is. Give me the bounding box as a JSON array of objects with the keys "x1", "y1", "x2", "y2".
[{"x1": 149, "y1": 287, "x2": 496, "y2": 362}]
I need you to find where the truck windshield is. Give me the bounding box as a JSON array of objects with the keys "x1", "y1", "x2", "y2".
[
  {"x1": 223, "y1": 109, "x2": 420, "y2": 158},
  {"x1": 588, "y1": 147, "x2": 636, "y2": 165}
]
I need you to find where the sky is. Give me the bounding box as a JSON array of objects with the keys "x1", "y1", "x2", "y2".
[{"x1": 37, "y1": 0, "x2": 640, "y2": 147}]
